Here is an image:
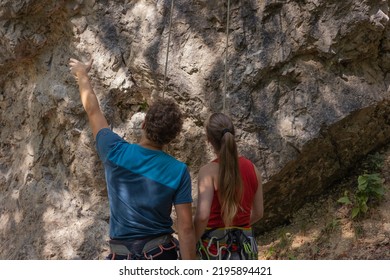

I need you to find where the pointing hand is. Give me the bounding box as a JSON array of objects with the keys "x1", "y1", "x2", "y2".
[{"x1": 69, "y1": 58, "x2": 93, "y2": 80}]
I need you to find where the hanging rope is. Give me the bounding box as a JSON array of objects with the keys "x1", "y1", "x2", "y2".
[
  {"x1": 162, "y1": 0, "x2": 175, "y2": 99},
  {"x1": 223, "y1": 0, "x2": 231, "y2": 113}
]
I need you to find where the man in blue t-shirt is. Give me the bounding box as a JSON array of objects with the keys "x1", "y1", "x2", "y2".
[{"x1": 69, "y1": 58, "x2": 196, "y2": 260}]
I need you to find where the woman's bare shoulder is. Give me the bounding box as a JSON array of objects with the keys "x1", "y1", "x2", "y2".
[{"x1": 199, "y1": 161, "x2": 219, "y2": 176}]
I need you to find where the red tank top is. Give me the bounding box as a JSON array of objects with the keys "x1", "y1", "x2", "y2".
[{"x1": 207, "y1": 156, "x2": 258, "y2": 228}]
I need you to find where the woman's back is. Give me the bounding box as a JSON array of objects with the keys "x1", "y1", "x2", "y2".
[
  {"x1": 207, "y1": 157, "x2": 258, "y2": 228},
  {"x1": 194, "y1": 112, "x2": 263, "y2": 259}
]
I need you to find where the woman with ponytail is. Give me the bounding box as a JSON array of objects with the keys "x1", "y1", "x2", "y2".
[{"x1": 194, "y1": 113, "x2": 263, "y2": 260}]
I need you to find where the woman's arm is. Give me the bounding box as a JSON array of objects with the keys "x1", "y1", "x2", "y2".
[
  {"x1": 250, "y1": 164, "x2": 264, "y2": 225},
  {"x1": 194, "y1": 164, "x2": 215, "y2": 241}
]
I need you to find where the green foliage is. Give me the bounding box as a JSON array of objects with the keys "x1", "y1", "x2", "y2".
[
  {"x1": 338, "y1": 152, "x2": 385, "y2": 219},
  {"x1": 338, "y1": 173, "x2": 385, "y2": 219},
  {"x1": 288, "y1": 253, "x2": 297, "y2": 260},
  {"x1": 337, "y1": 192, "x2": 352, "y2": 205},
  {"x1": 323, "y1": 218, "x2": 340, "y2": 234},
  {"x1": 265, "y1": 246, "x2": 275, "y2": 259},
  {"x1": 362, "y1": 153, "x2": 384, "y2": 172},
  {"x1": 277, "y1": 229, "x2": 291, "y2": 249},
  {"x1": 358, "y1": 173, "x2": 384, "y2": 197}
]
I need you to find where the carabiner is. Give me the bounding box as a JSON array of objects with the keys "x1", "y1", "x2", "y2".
[
  {"x1": 218, "y1": 246, "x2": 231, "y2": 260},
  {"x1": 206, "y1": 237, "x2": 220, "y2": 258}
]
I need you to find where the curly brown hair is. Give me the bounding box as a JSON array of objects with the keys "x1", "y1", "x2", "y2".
[{"x1": 144, "y1": 98, "x2": 183, "y2": 145}]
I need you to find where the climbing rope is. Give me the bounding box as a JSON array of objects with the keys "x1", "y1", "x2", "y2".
[
  {"x1": 162, "y1": 0, "x2": 175, "y2": 98},
  {"x1": 223, "y1": 0, "x2": 231, "y2": 113}
]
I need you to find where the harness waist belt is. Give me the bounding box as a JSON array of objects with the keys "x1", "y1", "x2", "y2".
[
  {"x1": 203, "y1": 227, "x2": 253, "y2": 241},
  {"x1": 109, "y1": 234, "x2": 173, "y2": 255}
]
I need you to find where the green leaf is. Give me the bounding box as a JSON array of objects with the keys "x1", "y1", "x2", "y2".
[
  {"x1": 367, "y1": 173, "x2": 381, "y2": 181},
  {"x1": 360, "y1": 202, "x2": 368, "y2": 213},
  {"x1": 351, "y1": 207, "x2": 360, "y2": 219},
  {"x1": 338, "y1": 196, "x2": 352, "y2": 205},
  {"x1": 362, "y1": 194, "x2": 368, "y2": 203},
  {"x1": 357, "y1": 175, "x2": 368, "y2": 191},
  {"x1": 371, "y1": 185, "x2": 385, "y2": 197}
]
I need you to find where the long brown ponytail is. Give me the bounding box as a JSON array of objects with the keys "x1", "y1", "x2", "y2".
[{"x1": 206, "y1": 113, "x2": 242, "y2": 226}]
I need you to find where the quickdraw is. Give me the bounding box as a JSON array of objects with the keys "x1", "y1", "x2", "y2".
[{"x1": 197, "y1": 241, "x2": 210, "y2": 260}]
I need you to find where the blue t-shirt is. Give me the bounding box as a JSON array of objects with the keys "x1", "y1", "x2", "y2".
[{"x1": 96, "y1": 128, "x2": 192, "y2": 240}]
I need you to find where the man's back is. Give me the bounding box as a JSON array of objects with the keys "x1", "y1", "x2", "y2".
[{"x1": 96, "y1": 128, "x2": 192, "y2": 240}]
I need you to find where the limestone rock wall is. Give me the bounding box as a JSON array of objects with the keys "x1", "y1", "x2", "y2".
[{"x1": 1, "y1": 0, "x2": 390, "y2": 259}]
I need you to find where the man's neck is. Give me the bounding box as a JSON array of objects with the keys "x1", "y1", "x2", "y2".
[{"x1": 139, "y1": 136, "x2": 163, "y2": 151}]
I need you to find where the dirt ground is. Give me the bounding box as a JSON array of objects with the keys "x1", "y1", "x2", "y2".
[{"x1": 257, "y1": 145, "x2": 390, "y2": 260}]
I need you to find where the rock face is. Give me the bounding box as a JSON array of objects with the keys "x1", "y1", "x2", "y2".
[{"x1": 1, "y1": 0, "x2": 390, "y2": 259}]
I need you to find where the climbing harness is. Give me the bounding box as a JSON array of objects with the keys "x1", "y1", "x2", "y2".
[
  {"x1": 108, "y1": 234, "x2": 179, "y2": 260},
  {"x1": 162, "y1": 0, "x2": 175, "y2": 98},
  {"x1": 197, "y1": 227, "x2": 258, "y2": 260},
  {"x1": 223, "y1": 0, "x2": 231, "y2": 114}
]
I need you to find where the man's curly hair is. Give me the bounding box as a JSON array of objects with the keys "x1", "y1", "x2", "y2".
[{"x1": 144, "y1": 98, "x2": 183, "y2": 146}]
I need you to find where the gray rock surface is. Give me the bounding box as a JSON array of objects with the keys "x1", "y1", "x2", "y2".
[{"x1": 1, "y1": 0, "x2": 390, "y2": 259}]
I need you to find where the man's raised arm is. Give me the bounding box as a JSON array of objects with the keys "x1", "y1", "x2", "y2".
[{"x1": 69, "y1": 58, "x2": 109, "y2": 138}]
